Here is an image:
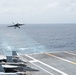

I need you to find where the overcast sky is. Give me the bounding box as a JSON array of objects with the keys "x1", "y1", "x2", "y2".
[{"x1": 0, "y1": 0, "x2": 76, "y2": 24}]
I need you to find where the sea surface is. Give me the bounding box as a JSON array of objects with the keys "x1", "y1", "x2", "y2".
[{"x1": 0, "y1": 24, "x2": 76, "y2": 55}]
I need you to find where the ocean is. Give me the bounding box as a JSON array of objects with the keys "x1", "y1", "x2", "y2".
[{"x1": 0, "y1": 24, "x2": 76, "y2": 55}]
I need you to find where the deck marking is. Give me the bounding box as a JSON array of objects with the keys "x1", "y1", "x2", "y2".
[
  {"x1": 23, "y1": 54, "x2": 54, "y2": 75},
  {"x1": 30, "y1": 59, "x2": 38, "y2": 63},
  {"x1": 64, "y1": 51, "x2": 76, "y2": 64},
  {"x1": 64, "y1": 51, "x2": 76, "y2": 56},
  {"x1": 21, "y1": 56, "x2": 53, "y2": 75},
  {"x1": 31, "y1": 62, "x2": 54, "y2": 75},
  {"x1": 25, "y1": 54, "x2": 68, "y2": 75},
  {"x1": 45, "y1": 53, "x2": 76, "y2": 65}
]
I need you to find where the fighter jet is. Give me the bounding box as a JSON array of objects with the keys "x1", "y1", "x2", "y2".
[
  {"x1": 7, "y1": 22, "x2": 25, "y2": 29},
  {"x1": 0, "y1": 65, "x2": 26, "y2": 75}
]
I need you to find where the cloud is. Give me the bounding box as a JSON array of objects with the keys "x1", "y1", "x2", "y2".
[
  {"x1": 65, "y1": 2, "x2": 76, "y2": 14},
  {"x1": 45, "y1": 2, "x2": 58, "y2": 9},
  {"x1": 0, "y1": 0, "x2": 76, "y2": 23},
  {"x1": 0, "y1": 0, "x2": 76, "y2": 15}
]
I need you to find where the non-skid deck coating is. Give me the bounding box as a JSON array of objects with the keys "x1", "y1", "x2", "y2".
[{"x1": 20, "y1": 51, "x2": 76, "y2": 75}]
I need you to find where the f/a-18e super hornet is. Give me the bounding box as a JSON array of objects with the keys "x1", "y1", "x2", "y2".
[{"x1": 7, "y1": 22, "x2": 25, "y2": 29}]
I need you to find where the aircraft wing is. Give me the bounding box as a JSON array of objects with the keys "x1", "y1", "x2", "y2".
[
  {"x1": 18, "y1": 24, "x2": 25, "y2": 26},
  {"x1": 7, "y1": 25, "x2": 15, "y2": 27},
  {"x1": 0, "y1": 65, "x2": 17, "y2": 74},
  {"x1": 2, "y1": 65, "x2": 19, "y2": 69},
  {"x1": 23, "y1": 67, "x2": 39, "y2": 71},
  {"x1": 0, "y1": 72, "x2": 17, "y2": 75}
]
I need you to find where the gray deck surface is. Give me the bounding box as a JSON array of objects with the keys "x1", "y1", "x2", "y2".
[{"x1": 19, "y1": 51, "x2": 76, "y2": 75}]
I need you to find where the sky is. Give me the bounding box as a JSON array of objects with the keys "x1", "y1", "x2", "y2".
[{"x1": 0, "y1": 0, "x2": 76, "y2": 24}]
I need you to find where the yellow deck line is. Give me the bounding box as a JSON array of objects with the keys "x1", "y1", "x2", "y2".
[{"x1": 45, "y1": 53, "x2": 76, "y2": 65}]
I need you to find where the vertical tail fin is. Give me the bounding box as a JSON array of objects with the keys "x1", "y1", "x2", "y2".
[{"x1": 12, "y1": 51, "x2": 17, "y2": 56}]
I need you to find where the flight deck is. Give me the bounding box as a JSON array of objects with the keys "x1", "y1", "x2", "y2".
[
  {"x1": 0, "y1": 51, "x2": 76, "y2": 75},
  {"x1": 20, "y1": 51, "x2": 76, "y2": 75}
]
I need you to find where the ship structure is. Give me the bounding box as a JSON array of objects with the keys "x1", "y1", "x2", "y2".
[{"x1": 0, "y1": 50, "x2": 76, "y2": 75}]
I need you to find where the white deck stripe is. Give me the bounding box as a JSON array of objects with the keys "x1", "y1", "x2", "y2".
[
  {"x1": 21, "y1": 55, "x2": 54, "y2": 75},
  {"x1": 45, "y1": 53, "x2": 76, "y2": 65},
  {"x1": 25, "y1": 54, "x2": 68, "y2": 75},
  {"x1": 31, "y1": 62, "x2": 54, "y2": 75},
  {"x1": 64, "y1": 51, "x2": 76, "y2": 56}
]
